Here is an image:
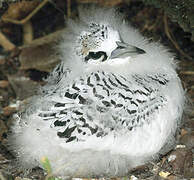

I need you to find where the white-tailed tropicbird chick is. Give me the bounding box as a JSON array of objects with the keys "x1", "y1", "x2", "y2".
[{"x1": 8, "y1": 7, "x2": 185, "y2": 178}]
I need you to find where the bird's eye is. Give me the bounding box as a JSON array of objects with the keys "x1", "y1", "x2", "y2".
[{"x1": 85, "y1": 51, "x2": 107, "y2": 62}]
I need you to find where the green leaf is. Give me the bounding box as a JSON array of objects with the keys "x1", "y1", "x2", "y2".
[{"x1": 40, "y1": 156, "x2": 53, "y2": 174}]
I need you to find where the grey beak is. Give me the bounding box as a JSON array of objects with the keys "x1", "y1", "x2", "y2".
[{"x1": 110, "y1": 41, "x2": 146, "y2": 59}]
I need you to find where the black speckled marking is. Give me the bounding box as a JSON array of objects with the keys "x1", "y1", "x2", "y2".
[{"x1": 39, "y1": 70, "x2": 170, "y2": 143}]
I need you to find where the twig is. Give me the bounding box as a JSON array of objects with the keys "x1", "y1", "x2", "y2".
[
  {"x1": 23, "y1": 21, "x2": 33, "y2": 44},
  {"x1": 67, "y1": 0, "x2": 71, "y2": 18},
  {"x1": 1, "y1": 0, "x2": 49, "y2": 48},
  {"x1": 0, "y1": 31, "x2": 15, "y2": 51},
  {"x1": 2, "y1": 0, "x2": 49, "y2": 25},
  {"x1": 77, "y1": 0, "x2": 98, "y2": 3},
  {"x1": 163, "y1": 14, "x2": 193, "y2": 61},
  {"x1": 179, "y1": 71, "x2": 194, "y2": 75}
]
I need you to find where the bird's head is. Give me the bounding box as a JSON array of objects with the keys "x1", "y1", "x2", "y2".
[{"x1": 76, "y1": 22, "x2": 146, "y2": 64}]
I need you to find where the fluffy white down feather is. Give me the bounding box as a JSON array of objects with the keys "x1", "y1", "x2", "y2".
[{"x1": 8, "y1": 6, "x2": 185, "y2": 178}]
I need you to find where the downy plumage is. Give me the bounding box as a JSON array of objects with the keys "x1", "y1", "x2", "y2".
[{"x1": 8, "y1": 6, "x2": 185, "y2": 178}]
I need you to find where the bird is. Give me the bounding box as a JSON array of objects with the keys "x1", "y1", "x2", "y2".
[{"x1": 8, "y1": 6, "x2": 185, "y2": 178}]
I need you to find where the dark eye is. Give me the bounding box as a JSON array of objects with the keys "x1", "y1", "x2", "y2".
[{"x1": 85, "y1": 51, "x2": 107, "y2": 62}]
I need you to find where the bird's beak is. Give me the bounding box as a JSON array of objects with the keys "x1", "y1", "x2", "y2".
[{"x1": 110, "y1": 41, "x2": 146, "y2": 59}]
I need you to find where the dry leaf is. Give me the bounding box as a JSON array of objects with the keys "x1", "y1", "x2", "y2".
[
  {"x1": 168, "y1": 148, "x2": 193, "y2": 174},
  {"x1": 7, "y1": 73, "x2": 39, "y2": 100},
  {"x1": 2, "y1": 0, "x2": 40, "y2": 22},
  {"x1": 19, "y1": 30, "x2": 64, "y2": 72},
  {"x1": 180, "y1": 132, "x2": 194, "y2": 149}
]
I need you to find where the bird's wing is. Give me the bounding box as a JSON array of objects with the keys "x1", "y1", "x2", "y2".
[{"x1": 37, "y1": 70, "x2": 170, "y2": 143}]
